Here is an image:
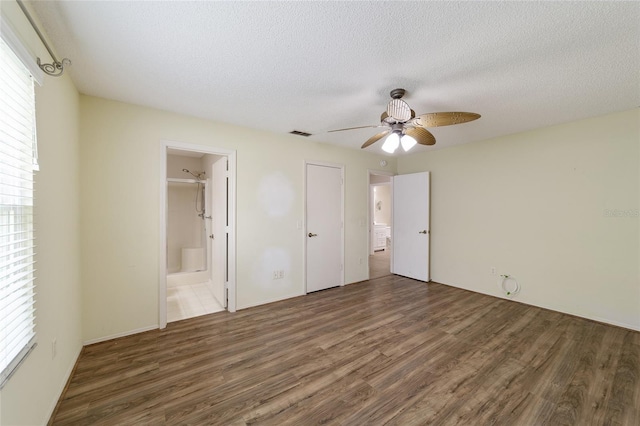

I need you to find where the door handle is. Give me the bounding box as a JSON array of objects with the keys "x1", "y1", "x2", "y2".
[
  {"x1": 418, "y1": 230, "x2": 428, "y2": 234},
  {"x1": 308, "y1": 232, "x2": 318, "y2": 237}
]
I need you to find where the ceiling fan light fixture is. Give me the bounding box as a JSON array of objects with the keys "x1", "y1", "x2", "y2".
[
  {"x1": 401, "y1": 134, "x2": 417, "y2": 151},
  {"x1": 381, "y1": 132, "x2": 400, "y2": 153}
]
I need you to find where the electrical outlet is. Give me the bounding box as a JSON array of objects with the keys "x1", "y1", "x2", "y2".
[
  {"x1": 272, "y1": 270, "x2": 279, "y2": 279},
  {"x1": 52, "y1": 339, "x2": 57, "y2": 359},
  {"x1": 491, "y1": 267, "x2": 497, "y2": 275}
]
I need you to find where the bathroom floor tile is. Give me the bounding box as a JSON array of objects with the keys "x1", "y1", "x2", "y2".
[{"x1": 168, "y1": 280, "x2": 225, "y2": 322}]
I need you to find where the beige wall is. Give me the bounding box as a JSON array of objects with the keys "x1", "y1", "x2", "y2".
[
  {"x1": 167, "y1": 154, "x2": 207, "y2": 272},
  {"x1": 1, "y1": 3, "x2": 636, "y2": 423},
  {"x1": 79, "y1": 95, "x2": 397, "y2": 342},
  {"x1": 373, "y1": 184, "x2": 391, "y2": 225},
  {"x1": 398, "y1": 109, "x2": 640, "y2": 330},
  {"x1": 0, "y1": 2, "x2": 82, "y2": 425}
]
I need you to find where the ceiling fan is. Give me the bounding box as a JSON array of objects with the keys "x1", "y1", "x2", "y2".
[{"x1": 329, "y1": 88, "x2": 481, "y2": 153}]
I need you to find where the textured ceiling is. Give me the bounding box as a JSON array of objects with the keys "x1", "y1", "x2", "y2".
[{"x1": 30, "y1": 1, "x2": 640, "y2": 156}]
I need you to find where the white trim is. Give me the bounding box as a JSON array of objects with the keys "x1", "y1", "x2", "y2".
[
  {"x1": 159, "y1": 146, "x2": 168, "y2": 329},
  {"x1": 0, "y1": 15, "x2": 44, "y2": 85},
  {"x1": 238, "y1": 292, "x2": 304, "y2": 311},
  {"x1": 159, "y1": 140, "x2": 237, "y2": 330},
  {"x1": 83, "y1": 325, "x2": 158, "y2": 346},
  {"x1": 438, "y1": 281, "x2": 640, "y2": 333},
  {"x1": 45, "y1": 344, "x2": 82, "y2": 423},
  {"x1": 303, "y1": 160, "x2": 345, "y2": 294}
]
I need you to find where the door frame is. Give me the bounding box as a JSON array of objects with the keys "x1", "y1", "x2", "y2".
[
  {"x1": 303, "y1": 160, "x2": 345, "y2": 293},
  {"x1": 367, "y1": 169, "x2": 395, "y2": 278},
  {"x1": 159, "y1": 140, "x2": 237, "y2": 329}
]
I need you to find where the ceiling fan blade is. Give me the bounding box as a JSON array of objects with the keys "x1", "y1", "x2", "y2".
[
  {"x1": 405, "y1": 127, "x2": 436, "y2": 146},
  {"x1": 417, "y1": 112, "x2": 481, "y2": 128},
  {"x1": 361, "y1": 131, "x2": 390, "y2": 149},
  {"x1": 328, "y1": 125, "x2": 379, "y2": 133}
]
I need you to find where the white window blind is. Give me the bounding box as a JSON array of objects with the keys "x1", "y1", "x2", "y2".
[{"x1": 0, "y1": 36, "x2": 38, "y2": 389}]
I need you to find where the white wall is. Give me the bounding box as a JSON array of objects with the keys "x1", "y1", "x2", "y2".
[
  {"x1": 0, "y1": 2, "x2": 82, "y2": 425},
  {"x1": 398, "y1": 108, "x2": 640, "y2": 330},
  {"x1": 79, "y1": 95, "x2": 397, "y2": 342}
]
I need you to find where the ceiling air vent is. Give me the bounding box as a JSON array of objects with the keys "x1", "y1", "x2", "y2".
[{"x1": 289, "y1": 130, "x2": 312, "y2": 137}]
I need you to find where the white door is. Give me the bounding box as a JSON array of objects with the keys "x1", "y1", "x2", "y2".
[
  {"x1": 306, "y1": 163, "x2": 343, "y2": 292},
  {"x1": 392, "y1": 172, "x2": 430, "y2": 281},
  {"x1": 211, "y1": 157, "x2": 227, "y2": 307}
]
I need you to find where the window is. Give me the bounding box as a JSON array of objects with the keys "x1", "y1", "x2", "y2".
[{"x1": 0, "y1": 26, "x2": 39, "y2": 389}]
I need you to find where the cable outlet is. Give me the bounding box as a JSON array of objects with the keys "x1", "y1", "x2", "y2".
[{"x1": 491, "y1": 267, "x2": 497, "y2": 275}]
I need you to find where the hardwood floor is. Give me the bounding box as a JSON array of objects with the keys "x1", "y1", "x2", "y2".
[
  {"x1": 51, "y1": 276, "x2": 640, "y2": 425},
  {"x1": 369, "y1": 249, "x2": 390, "y2": 279}
]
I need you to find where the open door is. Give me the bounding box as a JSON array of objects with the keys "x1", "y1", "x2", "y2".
[
  {"x1": 211, "y1": 156, "x2": 227, "y2": 307},
  {"x1": 392, "y1": 172, "x2": 430, "y2": 281}
]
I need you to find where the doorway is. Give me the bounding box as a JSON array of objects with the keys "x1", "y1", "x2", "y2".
[
  {"x1": 369, "y1": 171, "x2": 393, "y2": 279},
  {"x1": 159, "y1": 141, "x2": 237, "y2": 329}
]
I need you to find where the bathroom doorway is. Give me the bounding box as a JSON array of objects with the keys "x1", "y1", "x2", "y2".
[
  {"x1": 159, "y1": 141, "x2": 236, "y2": 328},
  {"x1": 369, "y1": 171, "x2": 393, "y2": 279}
]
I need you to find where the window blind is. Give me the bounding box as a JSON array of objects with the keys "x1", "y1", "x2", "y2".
[{"x1": 0, "y1": 37, "x2": 38, "y2": 389}]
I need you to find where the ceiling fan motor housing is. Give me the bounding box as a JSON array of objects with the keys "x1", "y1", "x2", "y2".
[
  {"x1": 387, "y1": 98, "x2": 411, "y2": 122},
  {"x1": 390, "y1": 88, "x2": 406, "y2": 99}
]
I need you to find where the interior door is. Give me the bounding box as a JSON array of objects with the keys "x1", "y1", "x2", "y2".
[
  {"x1": 306, "y1": 163, "x2": 343, "y2": 292},
  {"x1": 211, "y1": 157, "x2": 227, "y2": 307},
  {"x1": 392, "y1": 172, "x2": 430, "y2": 281}
]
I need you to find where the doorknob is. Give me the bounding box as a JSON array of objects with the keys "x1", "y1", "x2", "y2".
[
  {"x1": 418, "y1": 230, "x2": 428, "y2": 234},
  {"x1": 308, "y1": 232, "x2": 318, "y2": 237}
]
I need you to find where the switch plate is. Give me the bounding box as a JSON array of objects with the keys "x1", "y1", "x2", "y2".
[{"x1": 491, "y1": 267, "x2": 497, "y2": 275}]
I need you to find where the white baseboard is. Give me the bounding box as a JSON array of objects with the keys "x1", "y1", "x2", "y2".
[
  {"x1": 237, "y1": 292, "x2": 304, "y2": 310},
  {"x1": 83, "y1": 324, "x2": 158, "y2": 346},
  {"x1": 46, "y1": 343, "x2": 82, "y2": 424},
  {"x1": 435, "y1": 280, "x2": 640, "y2": 332}
]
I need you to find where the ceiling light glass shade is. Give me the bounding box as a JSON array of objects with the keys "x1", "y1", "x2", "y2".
[
  {"x1": 401, "y1": 134, "x2": 417, "y2": 151},
  {"x1": 381, "y1": 132, "x2": 400, "y2": 153}
]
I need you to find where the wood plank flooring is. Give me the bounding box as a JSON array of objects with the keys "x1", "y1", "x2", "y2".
[
  {"x1": 369, "y1": 249, "x2": 391, "y2": 279},
  {"x1": 51, "y1": 276, "x2": 640, "y2": 425}
]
